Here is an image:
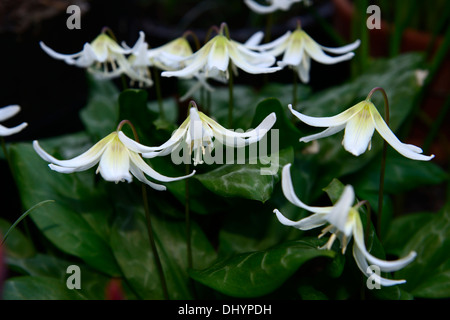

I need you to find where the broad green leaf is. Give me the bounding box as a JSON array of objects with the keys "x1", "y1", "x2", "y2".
[
  {"x1": 396, "y1": 208, "x2": 450, "y2": 298},
  {"x1": 189, "y1": 239, "x2": 335, "y2": 298},
  {"x1": 5, "y1": 253, "x2": 119, "y2": 300},
  {"x1": 195, "y1": 147, "x2": 294, "y2": 203},
  {"x1": 9, "y1": 142, "x2": 121, "y2": 276},
  {"x1": 109, "y1": 184, "x2": 217, "y2": 299},
  {"x1": 0, "y1": 218, "x2": 35, "y2": 259},
  {"x1": 2, "y1": 276, "x2": 85, "y2": 300},
  {"x1": 251, "y1": 98, "x2": 305, "y2": 151},
  {"x1": 80, "y1": 75, "x2": 120, "y2": 141}
]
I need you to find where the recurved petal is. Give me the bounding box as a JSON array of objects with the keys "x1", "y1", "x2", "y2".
[
  {"x1": 352, "y1": 215, "x2": 417, "y2": 273},
  {"x1": 39, "y1": 41, "x2": 84, "y2": 63},
  {"x1": 129, "y1": 161, "x2": 167, "y2": 191},
  {"x1": 281, "y1": 164, "x2": 332, "y2": 213},
  {"x1": 0, "y1": 122, "x2": 28, "y2": 137},
  {"x1": 370, "y1": 105, "x2": 435, "y2": 161},
  {"x1": 300, "y1": 124, "x2": 345, "y2": 143},
  {"x1": 129, "y1": 152, "x2": 195, "y2": 182},
  {"x1": 303, "y1": 32, "x2": 356, "y2": 65},
  {"x1": 0, "y1": 105, "x2": 21, "y2": 122},
  {"x1": 342, "y1": 106, "x2": 375, "y2": 156},
  {"x1": 33, "y1": 134, "x2": 111, "y2": 169},
  {"x1": 320, "y1": 39, "x2": 361, "y2": 54},
  {"x1": 289, "y1": 103, "x2": 361, "y2": 128},
  {"x1": 352, "y1": 245, "x2": 408, "y2": 287},
  {"x1": 244, "y1": 0, "x2": 278, "y2": 14},
  {"x1": 228, "y1": 42, "x2": 280, "y2": 74}
]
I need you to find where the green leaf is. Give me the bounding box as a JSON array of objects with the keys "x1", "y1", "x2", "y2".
[
  {"x1": 189, "y1": 239, "x2": 335, "y2": 298},
  {"x1": 9, "y1": 142, "x2": 121, "y2": 276},
  {"x1": 395, "y1": 208, "x2": 450, "y2": 298},
  {"x1": 2, "y1": 276, "x2": 85, "y2": 300},
  {"x1": 109, "y1": 184, "x2": 217, "y2": 299},
  {"x1": 251, "y1": 98, "x2": 304, "y2": 151},
  {"x1": 0, "y1": 218, "x2": 35, "y2": 259},
  {"x1": 80, "y1": 75, "x2": 120, "y2": 141},
  {"x1": 195, "y1": 147, "x2": 294, "y2": 203}
]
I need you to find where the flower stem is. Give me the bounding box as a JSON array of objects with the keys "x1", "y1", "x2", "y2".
[
  {"x1": 185, "y1": 163, "x2": 192, "y2": 270},
  {"x1": 228, "y1": 65, "x2": 234, "y2": 128},
  {"x1": 367, "y1": 87, "x2": 390, "y2": 239},
  {"x1": 141, "y1": 184, "x2": 169, "y2": 300},
  {"x1": 117, "y1": 119, "x2": 169, "y2": 299},
  {"x1": 152, "y1": 67, "x2": 165, "y2": 120},
  {"x1": 1, "y1": 137, "x2": 11, "y2": 171}
]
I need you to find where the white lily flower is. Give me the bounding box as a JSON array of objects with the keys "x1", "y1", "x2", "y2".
[
  {"x1": 119, "y1": 103, "x2": 277, "y2": 166},
  {"x1": 253, "y1": 24, "x2": 360, "y2": 83},
  {"x1": 289, "y1": 99, "x2": 435, "y2": 161},
  {"x1": 147, "y1": 36, "x2": 194, "y2": 71},
  {"x1": 40, "y1": 29, "x2": 145, "y2": 82},
  {"x1": 0, "y1": 105, "x2": 28, "y2": 136},
  {"x1": 161, "y1": 26, "x2": 280, "y2": 81},
  {"x1": 244, "y1": 0, "x2": 303, "y2": 14},
  {"x1": 33, "y1": 131, "x2": 195, "y2": 190},
  {"x1": 274, "y1": 164, "x2": 417, "y2": 286}
]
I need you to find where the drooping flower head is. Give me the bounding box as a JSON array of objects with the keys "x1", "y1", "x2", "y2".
[
  {"x1": 251, "y1": 21, "x2": 360, "y2": 83},
  {"x1": 244, "y1": 0, "x2": 305, "y2": 14},
  {"x1": 161, "y1": 23, "x2": 281, "y2": 81},
  {"x1": 40, "y1": 28, "x2": 147, "y2": 83},
  {"x1": 119, "y1": 101, "x2": 277, "y2": 166},
  {"x1": 33, "y1": 122, "x2": 195, "y2": 190},
  {"x1": 0, "y1": 105, "x2": 28, "y2": 137},
  {"x1": 274, "y1": 164, "x2": 417, "y2": 286},
  {"x1": 289, "y1": 88, "x2": 435, "y2": 161}
]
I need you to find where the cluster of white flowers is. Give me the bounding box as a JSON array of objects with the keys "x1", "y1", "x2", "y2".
[{"x1": 28, "y1": 1, "x2": 436, "y2": 290}]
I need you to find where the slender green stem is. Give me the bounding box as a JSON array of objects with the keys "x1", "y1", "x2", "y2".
[
  {"x1": 117, "y1": 119, "x2": 169, "y2": 299},
  {"x1": 264, "y1": 12, "x2": 274, "y2": 44},
  {"x1": 367, "y1": 87, "x2": 389, "y2": 239},
  {"x1": 185, "y1": 163, "x2": 192, "y2": 270},
  {"x1": 292, "y1": 69, "x2": 298, "y2": 109},
  {"x1": 1, "y1": 137, "x2": 11, "y2": 171},
  {"x1": 152, "y1": 67, "x2": 165, "y2": 120},
  {"x1": 142, "y1": 184, "x2": 169, "y2": 300},
  {"x1": 228, "y1": 66, "x2": 234, "y2": 128}
]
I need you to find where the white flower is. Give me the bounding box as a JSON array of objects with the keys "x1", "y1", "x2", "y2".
[
  {"x1": 40, "y1": 30, "x2": 146, "y2": 82},
  {"x1": 119, "y1": 104, "x2": 277, "y2": 166},
  {"x1": 33, "y1": 131, "x2": 195, "y2": 190},
  {"x1": 244, "y1": 0, "x2": 304, "y2": 14},
  {"x1": 147, "y1": 36, "x2": 194, "y2": 71},
  {"x1": 289, "y1": 100, "x2": 435, "y2": 161},
  {"x1": 274, "y1": 164, "x2": 417, "y2": 286},
  {"x1": 161, "y1": 27, "x2": 280, "y2": 81},
  {"x1": 0, "y1": 105, "x2": 27, "y2": 137},
  {"x1": 253, "y1": 25, "x2": 360, "y2": 83}
]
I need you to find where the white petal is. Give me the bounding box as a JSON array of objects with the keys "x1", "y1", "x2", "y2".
[
  {"x1": 257, "y1": 31, "x2": 292, "y2": 54},
  {"x1": 320, "y1": 39, "x2": 361, "y2": 54},
  {"x1": 0, "y1": 105, "x2": 21, "y2": 122},
  {"x1": 370, "y1": 105, "x2": 435, "y2": 161},
  {"x1": 280, "y1": 37, "x2": 304, "y2": 67},
  {"x1": 281, "y1": 164, "x2": 332, "y2": 213},
  {"x1": 244, "y1": 31, "x2": 265, "y2": 47},
  {"x1": 227, "y1": 42, "x2": 280, "y2": 75},
  {"x1": 352, "y1": 215, "x2": 417, "y2": 272},
  {"x1": 118, "y1": 131, "x2": 166, "y2": 154},
  {"x1": 33, "y1": 134, "x2": 111, "y2": 169},
  {"x1": 303, "y1": 33, "x2": 356, "y2": 65},
  {"x1": 129, "y1": 152, "x2": 195, "y2": 182},
  {"x1": 326, "y1": 185, "x2": 355, "y2": 236},
  {"x1": 244, "y1": 0, "x2": 278, "y2": 14},
  {"x1": 39, "y1": 41, "x2": 83, "y2": 63},
  {"x1": 289, "y1": 103, "x2": 361, "y2": 128},
  {"x1": 0, "y1": 122, "x2": 28, "y2": 136},
  {"x1": 274, "y1": 208, "x2": 328, "y2": 230},
  {"x1": 208, "y1": 37, "x2": 229, "y2": 72},
  {"x1": 129, "y1": 161, "x2": 166, "y2": 191},
  {"x1": 342, "y1": 106, "x2": 375, "y2": 156},
  {"x1": 97, "y1": 141, "x2": 132, "y2": 183},
  {"x1": 352, "y1": 244, "x2": 408, "y2": 287},
  {"x1": 300, "y1": 124, "x2": 345, "y2": 143},
  {"x1": 161, "y1": 42, "x2": 211, "y2": 78}
]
